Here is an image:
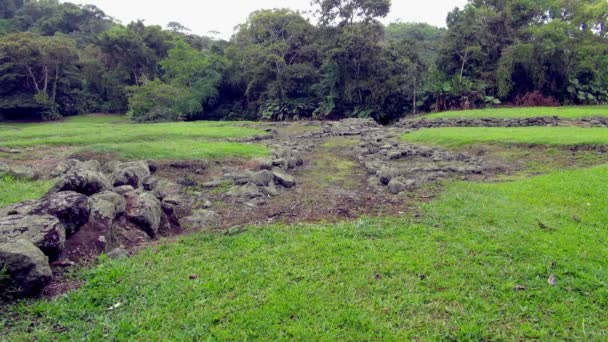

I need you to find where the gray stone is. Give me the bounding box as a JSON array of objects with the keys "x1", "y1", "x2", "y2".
[
  {"x1": 0, "y1": 239, "x2": 52, "y2": 297},
  {"x1": 257, "y1": 158, "x2": 274, "y2": 170},
  {"x1": 151, "y1": 179, "x2": 181, "y2": 200},
  {"x1": 248, "y1": 170, "x2": 274, "y2": 187},
  {"x1": 102, "y1": 160, "x2": 122, "y2": 174},
  {"x1": 111, "y1": 161, "x2": 151, "y2": 188},
  {"x1": 377, "y1": 167, "x2": 399, "y2": 185},
  {"x1": 0, "y1": 215, "x2": 65, "y2": 260},
  {"x1": 126, "y1": 192, "x2": 161, "y2": 238},
  {"x1": 33, "y1": 192, "x2": 90, "y2": 237},
  {"x1": 388, "y1": 178, "x2": 406, "y2": 194},
  {"x1": 272, "y1": 170, "x2": 296, "y2": 188},
  {"x1": 0, "y1": 162, "x2": 37, "y2": 180},
  {"x1": 89, "y1": 191, "x2": 127, "y2": 218},
  {"x1": 51, "y1": 159, "x2": 100, "y2": 177},
  {"x1": 51, "y1": 169, "x2": 111, "y2": 196},
  {"x1": 180, "y1": 210, "x2": 221, "y2": 230},
  {"x1": 161, "y1": 195, "x2": 193, "y2": 219},
  {"x1": 387, "y1": 151, "x2": 403, "y2": 160},
  {"x1": 113, "y1": 185, "x2": 135, "y2": 195}
]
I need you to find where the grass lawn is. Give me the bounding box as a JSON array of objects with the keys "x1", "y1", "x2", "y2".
[
  {"x1": 402, "y1": 127, "x2": 608, "y2": 147},
  {"x1": 423, "y1": 105, "x2": 608, "y2": 120},
  {"x1": 0, "y1": 174, "x2": 53, "y2": 207},
  {"x1": 3, "y1": 165, "x2": 607, "y2": 340},
  {"x1": 0, "y1": 115, "x2": 268, "y2": 160}
]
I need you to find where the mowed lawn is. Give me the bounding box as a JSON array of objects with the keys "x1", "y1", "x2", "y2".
[
  {"x1": 3, "y1": 165, "x2": 608, "y2": 340},
  {"x1": 0, "y1": 115, "x2": 269, "y2": 160},
  {"x1": 0, "y1": 174, "x2": 53, "y2": 207},
  {"x1": 423, "y1": 105, "x2": 608, "y2": 120},
  {"x1": 403, "y1": 127, "x2": 608, "y2": 147}
]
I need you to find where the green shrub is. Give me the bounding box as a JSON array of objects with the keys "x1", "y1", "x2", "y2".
[{"x1": 127, "y1": 81, "x2": 186, "y2": 122}]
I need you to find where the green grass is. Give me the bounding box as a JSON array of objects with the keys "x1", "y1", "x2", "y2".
[
  {"x1": 0, "y1": 115, "x2": 268, "y2": 160},
  {"x1": 403, "y1": 127, "x2": 608, "y2": 147},
  {"x1": 423, "y1": 105, "x2": 608, "y2": 120},
  {"x1": 4, "y1": 165, "x2": 608, "y2": 340},
  {"x1": 0, "y1": 174, "x2": 53, "y2": 207},
  {"x1": 89, "y1": 141, "x2": 269, "y2": 160}
]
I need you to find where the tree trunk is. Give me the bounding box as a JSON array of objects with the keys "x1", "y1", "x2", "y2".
[
  {"x1": 26, "y1": 66, "x2": 41, "y2": 93},
  {"x1": 51, "y1": 65, "x2": 59, "y2": 103},
  {"x1": 412, "y1": 75, "x2": 417, "y2": 115}
]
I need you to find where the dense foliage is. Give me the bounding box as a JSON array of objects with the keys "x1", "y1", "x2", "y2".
[{"x1": 0, "y1": 0, "x2": 606, "y2": 122}]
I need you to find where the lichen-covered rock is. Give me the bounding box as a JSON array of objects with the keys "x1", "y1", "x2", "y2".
[
  {"x1": 51, "y1": 159, "x2": 101, "y2": 177},
  {"x1": 272, "y1": 170, "x2": 296, "y2": 188},
  {"x1": 248, "y1": 170, "x2": 274, "y2": 187},
  {"x1": 33, "y1": 192, "x2": 90, "y2": 237},
  {"x1": 0, "y1": 215, "x2": 65, "y2": 260},
  {"x1": 387, "y1": 178, "x2": 406, "y2": 194},
  {"x1": 161, "y1": 195, "x2": 193, "y2": 219},
  {"x1": 180, "y1": 210, "x2": 221, "y2": 230},
  {"x1": 51, "y1": 169, "x2": 111, "y2": 196},
  {"x1": 0, "y1": 200, "x2": 39, "y2": 217},
  {"x1": 89, "y1": 191, "x2": 127, "y2": 218},
  {"x1": 143, "y1": 177, "x2": 178, "y2": 200},
  {"x1": 111, "y1": 161, "x2": 151, "y2": 188},
  {"x1": 126, "y1": 192, "x2": 161, "y2": 238},
  {"x1": 0, "y1": 239, "x2": 52, "y2": 298},
  {"x1": 376, "y1": 167, "x2": 399, "y2": 185},
  {"x1": 0, "y1": 162, "x2": 37, "y2": 180}
]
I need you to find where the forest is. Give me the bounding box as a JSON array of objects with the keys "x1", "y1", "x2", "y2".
[{"x1": 0, "y1": 0, "x2": 607, "y2": 123}]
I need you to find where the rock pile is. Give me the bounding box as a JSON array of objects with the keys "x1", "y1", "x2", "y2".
[
  {"x1": 397, "y1": 116, "x2": 608, "y2": 129},
  {"x1": 0, "y1": 159, "x2": 213, "y2": 298},
  {"x1": 358, "y1": 128, "x2": 508, "y2": 195}
]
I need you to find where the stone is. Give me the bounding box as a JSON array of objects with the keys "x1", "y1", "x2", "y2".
[
  {"x1": 180, "y1": 210, "x2": 221, "y2": 230},
  {"x1": 102, "y1": 160, "x2": 122, "y2": 174},
  {"x1": 388, "y1": 178, "x2": 406, "y2": 194},
  {"x1": 126, "y1": 192, "x2": 161, "y2": 238},
  {"x1": 161, "y1": 195, "x2": 193, "y2": 219},
  {"x1": 32, "y1": 192, "x2": 90, "y2": 237},
  {"x1": 51, "y1": 159, "x2": 100, "y2": 177},
  {"x1": 147, "y1": 178, "x2": 179, "y2": 200},
  {"x1": 0, "y1": 162, "x2": 37, "y2": 180},
  {"x1": 248, "y1": 170, "x2": 274, "y2": 187},
  {"x1": 261, "y1": 184, "x2": 279, "y2": 197},
  {"x1": 0, "y1": 200, "x2": 39, "y2": 217},
  {"x1": 113, "y1": 185, "x2": 135, "y2": 195},
  {"x1": 111, "y1": 161, "x2": 151, "y2": 188},
  {"x1": 272, "y1": 170, "x2": 296, "y2": 188},
  {"x1": 89, "y1": 191, "x2": 127, "y2": 218},
  {"x1": 51, "y1": 169, "x2": 111, "y2": 196},
  {"x1": 272, "y1": 158, "x2": 287, "y2": 168},
  {"x1": 0, "y1": 239, "x2": 52, "y2": 297},
  {"x1": 0, "y1": 215, "x2": 65, "y2": 260},
  {"x1": 257, "y1": 158, "x2": 274, "y2": 170},
  {"x1": 387, "y1": 151, "x2": 403, "y2": 160},
  {"x1": 377, "y1": 167, "x2": 399, "y2": 185}
]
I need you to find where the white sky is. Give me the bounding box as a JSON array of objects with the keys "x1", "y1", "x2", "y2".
[{"x1": 67, "y1": 0, "x2": 469, "y2": 39}]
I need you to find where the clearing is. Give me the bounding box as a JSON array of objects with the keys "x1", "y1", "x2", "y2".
[
  {"x1": 423, "y1": 105, "x2": 608, "y2": 120},
  {"x1": 2, "y1": 106, "x2": 608, "y2": 340}
]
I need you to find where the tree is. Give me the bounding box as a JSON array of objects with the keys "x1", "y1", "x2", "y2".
[
  {"x1": 229, "y1": 9, "x2": 319, "y2": 119},
  {"x1": 99, "y1": 21, "x2": 174, "y2": 86},
  {"x1": 0, "y1": 32, "x2": 80, "y2": 119},
  {"x1": 313, "y1": 0, "x2": 391, "y2": 26},
  {"x1": 167, "y1": 21, "x2": 190, "y2": 34}
]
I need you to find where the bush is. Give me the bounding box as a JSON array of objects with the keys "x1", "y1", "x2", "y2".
[
  {"x1": 514, "y1": 91, "x2": 560, "y2": 107},
  {"x1": 127, "y1": 81, "x2": 188, "y2": 122}
]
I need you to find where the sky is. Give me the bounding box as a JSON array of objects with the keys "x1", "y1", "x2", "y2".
[{"x1": 67, "y1": 0, "x2": 469, "y2": 39}]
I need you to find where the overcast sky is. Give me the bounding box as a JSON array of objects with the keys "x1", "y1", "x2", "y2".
[{"x1": 67, "y1": 0, "x2": 469, "y2": 39}]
